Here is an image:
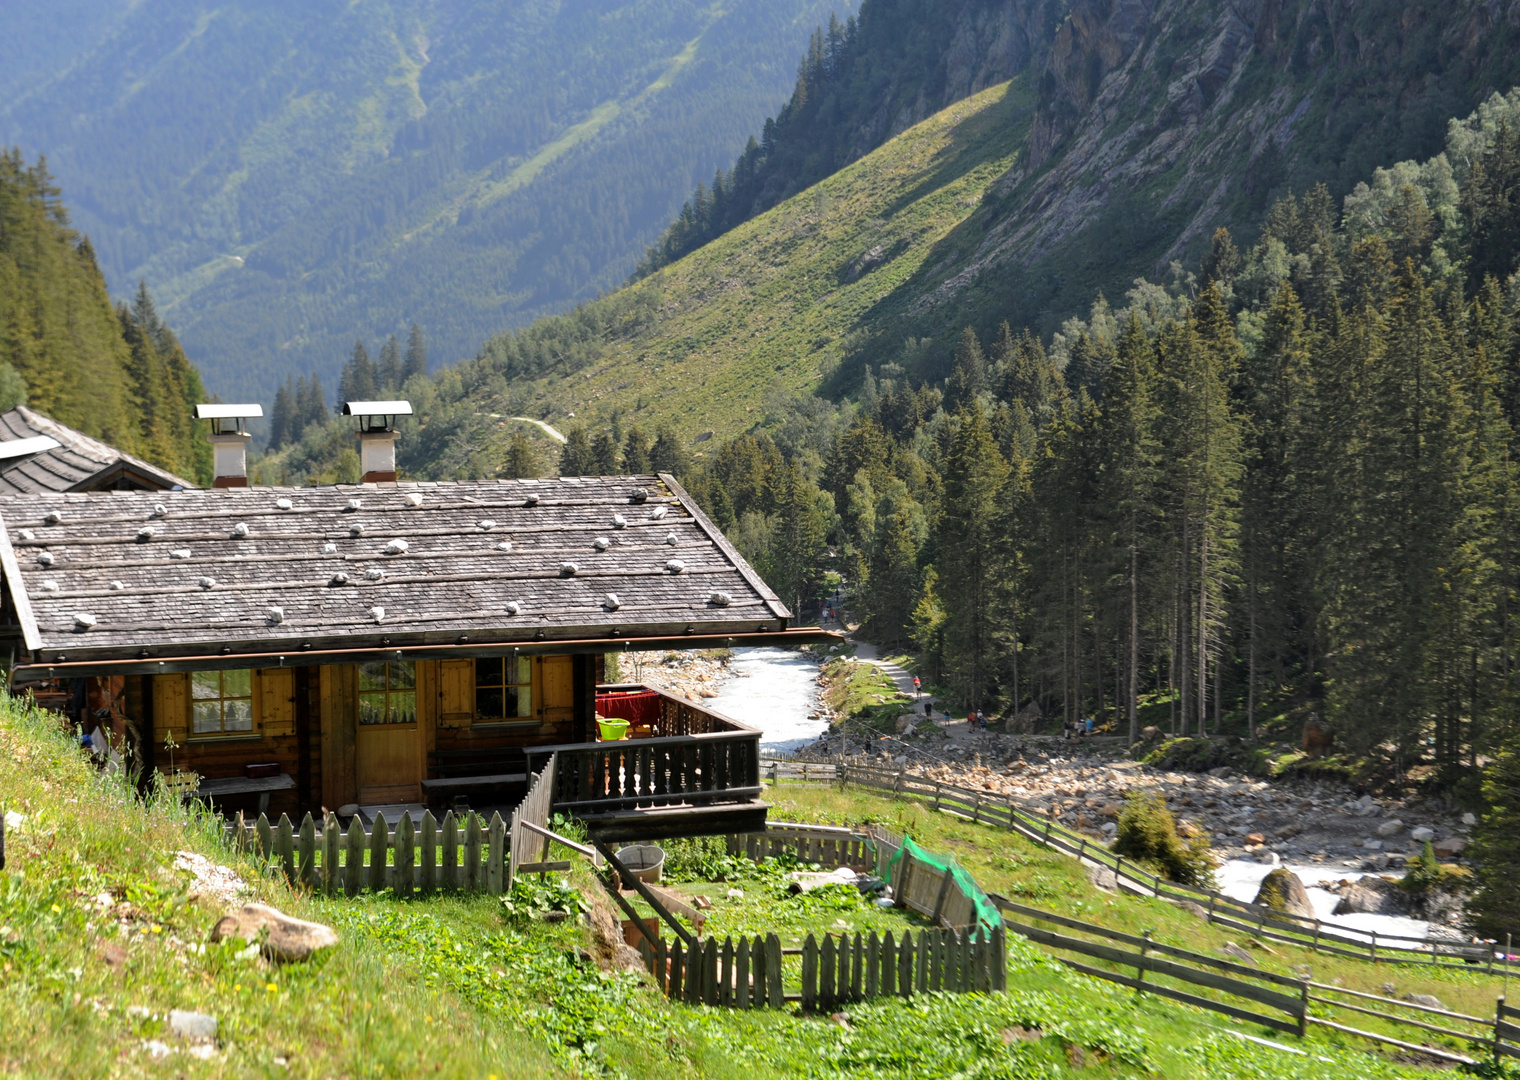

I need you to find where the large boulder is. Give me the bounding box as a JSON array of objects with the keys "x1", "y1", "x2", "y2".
[
  {"x1": 210, "y1": 903, "x2": 338, "y2": 962},
  {"x1": 1302, "y1": 714, "x2": 1333, "y2": 758},
  {"x1": 1332, "y1": 876, "x2": 1413, "y2": 916},
  {"x1": 1252, "y1": 868, "x2": 1316, "y2": 920}
]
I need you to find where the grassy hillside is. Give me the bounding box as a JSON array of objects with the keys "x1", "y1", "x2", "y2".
[
  {"x1": 453, "y1": 79, "x2": 1033, "y2": 446},
  {"x1": 0, "y1": 0, "x2": 844, "y2": 402},
  {"x1": 1, "y1": 693, "x2": 1452, "y2": 1078}
]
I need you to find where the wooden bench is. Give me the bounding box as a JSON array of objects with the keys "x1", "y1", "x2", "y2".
[
  {"x1": 421, "y1": 748, "x2": 530, "y2": 810},
  {"x1": 187, "y1": 773, "x2": 295, "y2": 815}
]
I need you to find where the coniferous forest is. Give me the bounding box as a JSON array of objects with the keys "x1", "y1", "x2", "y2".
[{"x1": 0, "y1": 152, "x2": 210, "y2": 484}]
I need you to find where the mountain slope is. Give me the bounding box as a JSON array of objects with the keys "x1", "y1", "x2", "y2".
[
  {"x1": 643, "y1": 0, "x2": 1520, "y2": 350},
  {"x1": 0, "y1": 0, "x2": 845, "y2": 401},
  {"x1": 449, "y1": 79, "x2": 1033, "y2": 450}
]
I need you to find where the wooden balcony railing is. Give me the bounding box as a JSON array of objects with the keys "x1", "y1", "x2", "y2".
[
  {"x1": 526, "y1": 729, "x2": 761, "y2": 816},
  {"x1": 595, "y1": 683, "x2": 751, "y2": 737}
]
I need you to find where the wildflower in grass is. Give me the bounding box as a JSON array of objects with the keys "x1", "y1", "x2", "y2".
[{"x1": 266, "y1": 983, "x2": 278, "y2": 993}]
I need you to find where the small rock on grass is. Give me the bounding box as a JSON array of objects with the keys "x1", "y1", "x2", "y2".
[
  {"x1": 1220, "y1": 941, "x2": 1256, "y2": 965},
  {"x1": 168, "y1": 1010, "x2": 217, "y2": 1042},
  {"x1": 1403, "y1": 993, "x2": 1447, "y2": 1010},
  {"x1": 210, "y1": 904, "x2": 337, "y2": 963}
]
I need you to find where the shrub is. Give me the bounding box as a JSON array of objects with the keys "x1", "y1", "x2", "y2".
[
  {"x1": 1401, "y1": 841, "x2": 1471, "y2": 895},
  {"x1": 1111, "y1": 791, "x2": 1216, "y2": 888}
]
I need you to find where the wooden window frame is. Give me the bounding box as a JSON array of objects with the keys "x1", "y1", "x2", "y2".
[
  {"x1": 471, "y1": 655, "x2": 536, "y2": 728},
  {"x1": 357, "y1": 660, "x2": 418, "y2": 727},
  {"x1": 188, "y1": 669, "x2": 259, "y2": 741}
]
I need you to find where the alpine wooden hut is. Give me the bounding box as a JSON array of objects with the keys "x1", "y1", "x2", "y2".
[{"x1": 0, "y1": 406, "x2": 832, "y2": 839}]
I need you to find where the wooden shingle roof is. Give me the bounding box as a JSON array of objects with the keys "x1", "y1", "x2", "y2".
[
  {"x1": 0, "y1": 406, "x2": 193, "y2": 494},
  {"x1": 0, "y1": 474, "x2": 795, "y2": 670}
]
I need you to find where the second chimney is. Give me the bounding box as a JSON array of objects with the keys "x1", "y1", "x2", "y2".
[
  {"x1": 194, "y1": 404, "x2": 262, "y2": 487},
  {"x1": 342, "y1": 400, "x2": 412, "y2": 483}
]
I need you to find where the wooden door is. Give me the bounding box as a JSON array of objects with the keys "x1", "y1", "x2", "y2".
[
  {"x1": 357, "y1": 725, "x2": 421, "y2": 804},
  {"x1": 538, "y1": 655, "x2": 574, "y2": 737}
]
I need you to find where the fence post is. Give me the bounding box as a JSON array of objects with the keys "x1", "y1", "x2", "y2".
[
  {"x1": 1115, "y1": 856, "x2": 1124, "y2": 891},
  {"x1": 1370, "y1": 930, "x2": 1377, "y2": 963},
  {"x1": 419, "y1": 810, "x2": 437, "y2": 894},
  {"x1": 802, "y1": 935, "x2": 819, "y2": 1012},
  {"x1": 1206, "y1": 893, "x2": 1216, "y2": 925},
  {"x1": 721, "y1": 938, "x2": 735, "y2": 1007},
  {"x1": 1137, "y1": 930, "x2": 1151, "y2": 987},
  {"x1": 276, "y1": 814, "x2": 293, "y2": 881},
  {"x1": 736, "y1": 937, "x2": 750, "y2": 1010},
  {"x1": 820, "y1": 935, "x2": 837, "y2": 1011},
  {"x1": 1044, "y1": 815, "x2": 1054, "y2": 846},
  {"x1": 669, "y1": 939, "x2": 683, "y2": 1001},
  {"x1": 344, "y1": 816, "x2": 364, "y2": 897},
  {"x1": 1298, "y1": 979, "x2": 1310, "y2": 1038},
  {"x1": 934, "y1": 782, "x2": 942, "y2": 812},
  {"x1": 297, "y1": 813, "x2": 316, "y2": 888},
  {"x1": 487, "y1": 812, "x2": 506, "y2": 895},
  {"x1": 395, "y1": 813, "x2": 416, "y2": 898},
  {"x1": 323, "y1": 812, "x2": 341, "y2": 895},
  {"x1": 368, "y1": 812, "x2": 389, "y2": 892},
  {"x1": 900, "y1": 932, "x2": 916, "y2": 997},
  {"x1": 767, "y1": 934, "x2": 784, "y2": 1009},
  {"x1": 1497, "y1": 996, "x2": 1507, "y2": 1070},
  {"x1": 1312, "y1": 917, "x2": 1321, "y2": 953},
  {"x1": 866, "y1": 931, "x2": 880, "y2": 998},
  {"x1": 972, "y1": 794, "x2": 982, "y2": 823},
  {"x1": 1153, "y1": 871, "x2": 1161, "y2": 899},
  {"x1": 465, "y1": 812, "x2": 482, "y2": 892},
  {"x1": 256, "y1": 813, "x2": 272, "y2": 860}
]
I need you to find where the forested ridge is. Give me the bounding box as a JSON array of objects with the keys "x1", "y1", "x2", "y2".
[
  {"x1": 0, "y1": 0, "x2": 844, "y2": 402},
  {"x1": 0, "y1": 152, "x2": 210, "y2": 484}
]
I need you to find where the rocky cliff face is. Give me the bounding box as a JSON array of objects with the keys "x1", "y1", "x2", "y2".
[{"x1": 917, "y1": 0, "x2": 1520, "y2": 330}]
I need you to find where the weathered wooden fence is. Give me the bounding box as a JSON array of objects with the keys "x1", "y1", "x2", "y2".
[
  {"x1": 724, "y1": 821, "x2": 875, "y2": 871},
  {"x1": 232, "y1": 810, "x2": 513, "y2": 895},
  {"x1": 1494, "y1": 998, "x2": 1520, "y2": 1064},
  {"x1": 766, "y1": 759, "x2": 1503, "y2": 968},
  {"x1": 508, "y1": 753, "x2": 559, "y2": 887},
  {"x1": 635, "y1": 925, "x2": 1006, "y2": 1010}
]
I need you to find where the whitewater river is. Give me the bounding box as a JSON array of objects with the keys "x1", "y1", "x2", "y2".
[
  {"x1": 706, "y1": 646, "x2": 827, "y2": 753},
  {"x1": 713, "y1": 646, "x2": 1433, "y2": 943}
]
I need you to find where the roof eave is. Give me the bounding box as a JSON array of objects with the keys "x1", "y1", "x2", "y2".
[{"x1": 9, "y1": 627, "x2": 844, "y2": 683}]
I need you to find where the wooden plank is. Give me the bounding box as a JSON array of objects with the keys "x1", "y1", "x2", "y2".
[
  {"x1": 685, "y1": 939, "x2": 702, "y2": 1005},
  {"x1": 487, "y1": 812, "x2": 506, "y2": 894},
  {"x1": 442, "y1": 810, "x2": 459, "y2": 891},
  {"x1": 1307, "y1": 1018, "x2": 1477, "y2": 1065},
  {"x1": 1310, "y1": 996, "x2": 1492, "y2": 1045},
  {"x1": 465, "y1": 812, "x2": 482, "y2": 892},
  {"x1": 915, "y1": 929, "x2": 928, "y2": 993},
  {"x1": 419, "y1": 810, "x2": 437, "y2": 894},
  {"x1": 802, "y1": 935, "x2": 818, "y2": 1012},
  {"x1": 276, "y1": 814, "x2": 295, "y2": 883},
  {"x1": 851, "y1": 932, "x2": 863, "y2": 1001},
  {"x1": 344, "y1": 816, "x2": 363, "y2": 897},
  {"x1": 368, "y1": 812, "x2": 389, "y2": 892},
  {"x1": 298, "y1": 813, "x2": 316, "y2": 888},
  {"x1": 736, "y1": 937, "x2": 750, "y2": 1010},
  {"x1": 0, "y1": 515, "x2": 41, "y2": 649},
  {"x1": 721, "y1": 938, "x2": 735, "y2": 1008},
  {"x1": 395, "y1": 813, "x2": 415, "y2": 898},
  {"x1": 669, "y1": 939, "x2": 684, "y2": 1001},
  {"x1": 882, "y1": 932, "x2": 896, "y2": 998},
  {"x1": 1061, "y1": 956, "x2": 1301, "y2": 1036},
  {"x1": 767, "y1": 934, "x2": 784, "y2": 1009},
  {"x1": 322, "y1": 812, "x2": 340, "y2": 895},
  {"x1": 820, "y1": 935, "x2": 836, "y2": 1010},
  {"x1": 898, "y1": 933, "x2": 913, "y2": 997},
  {"x1": 866, "y1": 932, "x2": 880, "y2": 998}
]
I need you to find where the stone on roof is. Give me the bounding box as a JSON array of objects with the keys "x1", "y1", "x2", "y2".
[{"x1": 0, "y1": 474, "x2": 790, "y2": 664}]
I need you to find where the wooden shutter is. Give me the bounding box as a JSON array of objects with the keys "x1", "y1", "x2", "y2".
[
  {"x1": 152, "y1": 672, "x2": 189, "y2": 750},
  {"x1": 438, "y1": 659, "x2": 473, "y2": 727},
  {"x1": 257, "y1": 668, "x2": 295, "y2": 739},
  {"x1": 539, "y1": 655, "x2": 574, "y2": 733}
]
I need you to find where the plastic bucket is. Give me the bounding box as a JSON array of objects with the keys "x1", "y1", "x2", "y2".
[
  {"x1": 597, "y1": 716, "x2": 630, "y2": 741},
  {"x1": 615, "y1": 844, "x2": 665, "y2": 886}
]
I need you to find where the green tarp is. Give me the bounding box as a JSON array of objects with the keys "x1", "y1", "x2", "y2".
[{"x1": 879, "y1": 834, "x2": 1001, "y2": 935}]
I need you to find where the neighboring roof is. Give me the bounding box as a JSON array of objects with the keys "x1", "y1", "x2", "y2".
[
  {"x1": 0, "y1": 474, "x2": 800, "y2": 674},
  {"x1": 0, "y1": 406, "x2": 195, "y2": 495}
]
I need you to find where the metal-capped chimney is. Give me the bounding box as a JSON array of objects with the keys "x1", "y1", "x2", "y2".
[
  {"x1": 342, "y1": 400, "x2": 412, "y2": 483},
  {"x1": 194, "y1": 404, "x2": 263, "y2": 488}
]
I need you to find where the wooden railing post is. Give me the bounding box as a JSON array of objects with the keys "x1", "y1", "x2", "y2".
[
  {"x1": 1298, "y1": 979, "x2": 1310, "y2": 1038},
  {"x1": 368, "y1": 812, "x2": 388, "y2": 892}
]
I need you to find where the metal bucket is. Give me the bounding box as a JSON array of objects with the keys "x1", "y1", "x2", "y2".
[{"x1": 615, "y1": 844, "x2": 665, "y2": 885}]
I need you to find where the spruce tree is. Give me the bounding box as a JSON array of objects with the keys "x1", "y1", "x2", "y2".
[
  {"x1": 378, "y1": 334, "x2": 402, "y2": 393},
  {"x1": 650, "y1": 426, "x2": 685, "y2": 476},
  {"x1": 271, "y1": 378, "x2": 296, "y2": 448},
  {"x1": 946, "y1": 326, "x2": 986, "y2": 412},
  {"x1": 933, "y1": 405, "x2": 1010, "y2": 708},
  {"x1": 559, "y1": 427, "x2": 595, "y2": 475},
  {"x1": 622, "y1": 427, "x2": 652, "y2": 473},
  {"x1": 403, "y1": 324, "x2": 428, "y2": 381},
  {"x1": 591, "y1": 431, "x2": 620, "y2": 473},
  {"x1": 501, "y1": 433, "x2": 539, "y2": 479}
]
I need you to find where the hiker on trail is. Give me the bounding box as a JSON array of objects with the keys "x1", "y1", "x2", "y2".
[
  {"x1": 912, "y1": 675, "x2": 921, "y2": 697},
  {"x1": 923, "y1": 700, "x2": 932, "y2": 716},
  {"x1": 1085, "y1": 717, "x2": 1094, "y2": 736}
]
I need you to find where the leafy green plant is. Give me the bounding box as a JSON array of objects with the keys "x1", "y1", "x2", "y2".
[
  {"x1": 1111, "y1": 791, "x2": 1216, "y2": 888},
  {"x1": 499, "y1": 876, "x2": 587, "y2": 923},
  {"x1": 1401, "y1": 841, "x2": 1472, "y2": 895}
]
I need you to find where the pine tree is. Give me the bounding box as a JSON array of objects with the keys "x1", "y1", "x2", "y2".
[
  {"x1": 403, "y1": 324, "x2": 428, "y2": 382},
  {"x1": 946, "y1": 326, "x2": 986, "y2": 412},
  {"x1": 622, "y1": 427, "x2": 652, "y2": 473},
  {"x1": 559, "y1": 427, "x2": 595, "y2": 475},
  {"x1": 378, "y1": 335, "x2": 402, "y2": 393},
  {"x1": 934, "y1": 405, "x2": 1010, "y2": 708},
  {"x1": 650, "y1": 427, "x2": 685, "y2": 475},
  {"x1": 501, "y1": 433, "x2": 540, "y2": 479},
  {"x1": 271, "y1": 378, "x2": 296, "y2": 448},
  {"x1": 340, "y1": 341, "x2": 377, "y2": 403},
  {"x1": 591, "y1": 431, "x2": 620, "y2": 473}
]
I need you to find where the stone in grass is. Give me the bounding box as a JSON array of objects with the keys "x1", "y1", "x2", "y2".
[
  {"x1": 1219, "y1": 941, "x2": 1257, "y2": 966},
  {"x1": 210, "y1": 903, "x2": 338, "y2": 962},
  {"x1": 168, "y1": 1010, "x2": 217, "y2": 1042},
  {"x1": 1252, "y1": 868, "x2": 1316, "y2": 920},
  {"x1": 1403, "y1": 992, "x2": 1447, "y2": 1010}
]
